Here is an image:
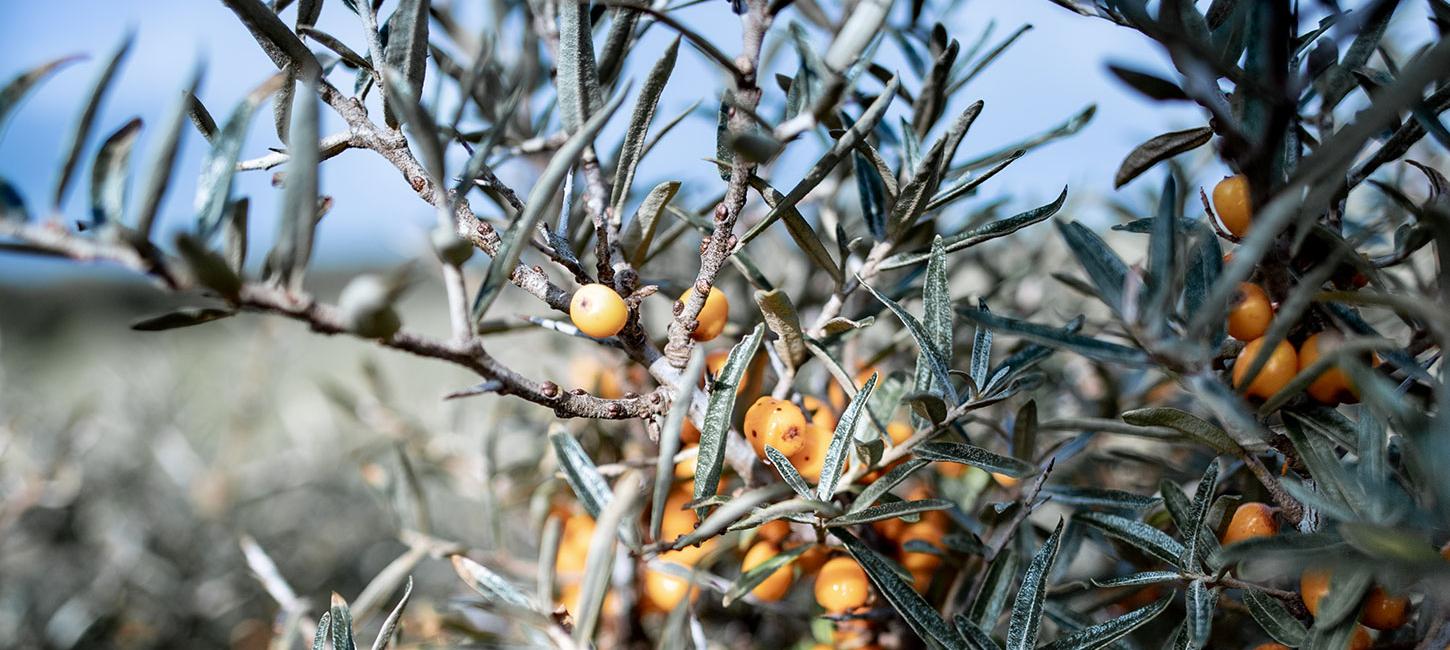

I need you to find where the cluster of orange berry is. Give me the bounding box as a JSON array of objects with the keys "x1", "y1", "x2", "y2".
[
  {"x1": 1221, "y1": 502, "x2": 1416, "y2": 649},
  {"x1": 1213, "y1": 175, "x2": 1364, "y2": 405},
  {"x1": 569, "y1": 283, "x2": 729, "y2": 341}
]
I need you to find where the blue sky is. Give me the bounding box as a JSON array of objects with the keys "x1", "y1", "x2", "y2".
[{"x1": 0, "y1": 1, "x2": 1429, "y2": 282}]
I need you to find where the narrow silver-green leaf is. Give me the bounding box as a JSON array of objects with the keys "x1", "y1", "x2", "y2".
[
  {"x1": 472, "y1": 89, "x2": 627, "y2": 321},
  {"x1": 884, "y1": 187, "x2": 1066, "y2": 269},
  {"x1": 1043, "y1": 487, "x2": 1160, "y2": 511},
  {"x1": 863, "y1": 281, "x2": 960, "y2": 403},
  {"x1": 1089, "y1": 571, "x2": 1181, "y2": 589},
  {"x1": 1074, "y1": 511, "x2": 1185, "y2": 568},
  {"x1": 918, "y1": 236, "x2": 953, "y2": 395},
  {"x1": 967, "y1": 548, "x2": 1019, "y2": 631},
  {"x1": 754, "y1": 288, "x2": 807, "y2": 371},
  {"x1": 1181, "y1": 460, "x2": 1219, "y2": 571},
  {"x1": 273, "y1": 75, "x2": 320, "y2": 291},
  {"x1": 574, "y1": 471, "x2": 641, "y2": 643},
  {"x1": 850, "y1": 459, "x2": 931, "y2": 514},
  {"x1": 887, "y1": 137, "x2": 946, "y2": 237},
  {"x1": 0, "y1": 54, "x2": 83, "y2": 142},
  {"x1": 1040, "y1": 591, "x2": 1173, "y2": 650},
  {"x1": 381, "y1": 0, "x2": 428, "y2": 129},
  {"x1": 135, "y1": 64, "x2": 204, "y2": 237},
  {"x1": 130, "y1": 307, "x2": 236, "y2": 331},
  {"x1": 1185, "y1": 579, "x2": 1216, "y2": 649},
  {"x1": 329, "y1": 593, "x2": 355, "y2": 650},
  {"x1": 53, "y1": 31, "x2": 133, "y2": 208},
  {"x1": 1122, "y1": 408, "x2": 1240, "y2": 455},
  {"x1": 915, "y1": 442, "x2": 1035, "y2": 477},
  {"x1": 1005, "y1": 518, "x2": 1066, "y2": 650},
  {"x1": 311, "y1": 612, "x2": 331, "y2": 650},
  {"x1": 195, "y1": 74, "x2": 284, "y2": 239},
  {"x1": 721, "y1": 543, "x2": 809, "y2": 606},
  {"x1": 611, "y1": 38, "x2": 679, "y2": 220},
  {"x1": 693, "y1": 324, "x2": 766, "y2": 504},
  {"x1": 1113, "y1": 127, "x2": 1212, "y2": 188},
  {"x1": 766, "y1": 446, "x2": 814, "y2": 499},
  {"x1": 369, "y1": 576, "x2": 413, "y2": 650},
  {"x1": 748, "y1": 176, "x2": 842, "y2": 285},
  {"x1": 954, "y1": 306, "x2": 1149, "y2": 366},
  {"x1": 837, "y1": 529, "x2": 967, "y2": 649},
  {"x1": 652, "y1": 349, "x2": 705, "y2": 541},
  {"x1": 555, "y1": 0, "x2": 603, "y2": 133},
  {"x1": 1055, "y1": 219, "x2": 1130, "y2": 315},
  {"x1": 1243, "y1": 587, "x2": 1307, "y2": 647},
  {"x1": 827, "y1": 498, "x2": 952, "y2": 527},
  {"x1": 551, "y1": 427, "x2": 612, "y2": 519},
  {"x1": 818, "y1": 372, "x2": 878, "y2": 500},
  {"x1": 451, "y1": 555, "x2": 535, "y2": 609},
  {"x1": 87, "y1": 117, "x2": 142, "y2": 226}
]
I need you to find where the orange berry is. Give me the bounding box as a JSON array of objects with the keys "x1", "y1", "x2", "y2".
[
  {"x1": 801, "y1": 395, "x2": 837, "y2": 430},
  {"x1": 680, "y1": 418, "x2": 700, "y2": 445},
  {"x1": 1360, "y1": 586, "x2": 1408, "y2": 630},
  {"x1": 1213, "y1": 174, "x2": 1252, "y2": 238},
  {"x1": 1221, "y1": 502, "x2": 1278, "y2": 546},
  {"x1": 1228, "y1": 283, "x2": 1273, "y2": 341},
  {"x1": 1233, "y1": 338, "x2": 1298, "y2": 400},
  {"x1": 910, "y1": 568, "x2": 934, "y2": 591},
  {"x1": 570, "y1": 283, "x2": 628, "y2": 338},
  {"x1": 660, "y1": 490, "x2": 705, "y2": 542},
  {"x1": 1299, "y1": 332, "x2": 1360, "y2": 405},
  {"x1": 797, "y1": 544, "x2": 831, "y2": 575},
  {"x1": 556, "y1": 514, "x2": 595, "y2": 576},
  {"x1": 1300, "y1": 567, "x2": 1332, "y2": 617},
  {"x1": 885, "y1": 421, "x2": 912, "y2": 446},
  {"x1": 789, "y1": 422, "x2": 832, "y2": 482},
  {"x1": 743, "y1": 397, "x2": 807, "y2": 458},
  {"x1": 641, "y1": 559, "x2": 699, "y2": 612},
  {"x1": 742, "y1": 541, "x2": 794, "y2": 601},
  {"x1": 570, "y1": 357, "x2": 623, "y2": 399},
  {"x1": 679, "y1": 286, "x2": 729, "y2": 341},
  {"x1": 815, "y1": 557, "x2": 870, "y2": 613},
  {"x1": 1348, "y1": 625, "x2": 1372, "y2": 650},
  {"x1": 992, "y1": 472, "x2": 1020, "y2": 488},
  {"x1": 756, "y1": 519, "x2": 791, "y2": 544},
  {"x1": 938, "y1": 462, "x2": 966, "y2": 478}
]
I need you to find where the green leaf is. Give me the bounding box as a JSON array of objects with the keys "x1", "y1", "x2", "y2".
[
  {"x1": 88, "y1": 118, "x2": 143, "y2": 226},
  {"x1": 926, "y1": 149, "x2": 1024, "y2": 213},
  {"x1": 966, "y1": 548, "x2": 1019, "y2": 631},
  {"x1": 1144, "y1": 174, "x2": 1178, "y2": 332},
  {"x1": 915, "y1": 442, "x2": 1034, "y2": 477},
  {"x1": 1113, "y1": 127, "x2": 1213, "y2": 188},
  {"x1": 175, "y1": 233, "x2": 242, "y2": 301},
  {"x1": 748, "y1": 177, "x2": 842, "y2": 285},
  {"x1": 135, "y1": 64, "x2": 204, "y2": 237},
  {"x1": 952, "y1": 104, "x2": 1094, "y2": 174},
  {"x1": 451, "y1": 555, "x2": 535, "y2": 609},
  {"x1": 1089, "y1": 571, "x2": 1181, "y2": 588},
  {"x1": 1319, "y1": 0, "x2": 1401, "y2": 110},
  {"x1": 827, "y1": 498, "x2": 953, "y2": 527},
  {"x1": 621, "y1": 180, "x2": 679, "y2": 265},
  {"x1": 1054, "y1": 219, "x2": 1130, "y2": 316},
  {"x1": 472, "y1": 88, "x2": 627, "y2": 321},
  {"x1": 0, "y1": 54, "x2": 84, "y2": 143},
  {"x1": 329, "y1": 593, "x2": 355, "y2": 650},
  {"x1": 550, "y1": 428, "x2": 611, "y2": 519},
  {"x1": 694, "y1": 324, "x2": 766, "y2": 504},
  {"x1": 1074, "y1": 511, "x2": 1185, "y2": 568},
  {"x1": 1042, "y1": 487, "x2": 1160, "y2": 511},
  {"x1": 883, "y1": 187, "x2": 1066, "y2": 269},
  {"x1": 917, "y1": 236, "x2": 953, "y2": 396},
  {"x1": 955, "y1": 615, "x2": 1003, "y2": 650},
  {"x1": 1106, "y1": 64, "x2": 1190, "y2": 102},
  {"x1": 1183, "y1": 222, "x2": 1225, "y2": 346},
  {"x1": 555, "y1": 0, "x2": 603, "y2": 133},
  {"x1": 53, "y1": 31, "x2": 132, "y2": 208},
  {"x1": 954, "y1": 306, "x2": 1149, "y2": 366},
  {"x1": 1040, "y1": 590, "x2": 1172, "y2": 649},
  {"x1": 766, "y1": 446, "x2": 814, "y2": 499},
  {"x1": 130, "y1": 307, "x2": 236, "y2": 331},
  {"x1": 887, "y1": 136, "x2": 946, "y2": 237},
  {"x1": 370, "y1": 576, "x2": 413, "y2": 650},
  {"x1": 311, "y1": 611, "x2": 331, "y2": 650},
  {"x1": 1184, "y1": 579, "x2": 1216, "y2": 649},
  {"x1": 652, "y1": 349, "x2": 706, "y2": 541},
  {"x1": 836, "y1": 529, "x2": 967, "y2": 649},
  {"x1": 195, "y1": 74, "x2": 284, "y2": 239},
  {"x1": 1181, "y1": 461, "x2": 1220, "y2": 571},
  {"x1": 271, "y1": 75, "x2": 320, "y2": 291},
  {"x1": 818, "y1": 372, "x2": 878, "y2": 500},
  {"x1": 1005, "y1": 519, "x2": 1065, "y2": 650},
  {"x1": 721, "y1": 543, "x2": 809, "y2": 606},
  {"x1": 1243, "y1": 587, "x2": 1307, "y2": 648},
  {"x1": 1121, "y1": 408, "x2": 1241, "y2": 455},
  {"x1": 863, "y1": 281, "x2": 960, "y2": 403},
  {"x1": 1010, "y1": 400, "x2": 1036, "y2": 461},
  {"x1": 754, "y1": 289, "x2": 808, "y2": 372},
  {"x1": 1315, "y1": 569, "x2": 1372, "y2": 629},
  {"x1": 850, "y1": 458, "x2": 931, "y2": 514},
  {"x1": 574, "y1": 471, "x2": 641, "y2": 643},
  {"x1": 381, "y1": 0, "x2": 429, "y2": 129},
  {"x1": 738, "y1": 76, "x2": 899, "y2": 249},
  {"x1": 855, "y1": 149, "x2": 888, "y2": 239},
  {"x1": 610, "y1": 38, "x2": 679, "y2": 221}
]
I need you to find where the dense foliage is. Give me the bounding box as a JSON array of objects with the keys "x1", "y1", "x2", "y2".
[{"x1": 3, "y1": 0, "x2": 1450, "y2": 647}]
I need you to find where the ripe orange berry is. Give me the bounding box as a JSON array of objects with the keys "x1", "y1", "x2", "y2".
[
  {"x1": 910, "y1": 568, "x2": 934, "y2": 591},
  {"x1": 1300, "y1": 567, "x2": 1332, "y2": 617},
  {"x1": 1233, "y1": 338, "x2": 1298, "y2": 400},
  {"x1": 1347, "y1": 625, "x2": 1372, "y2": 650},
  {"x1": 743, "y1": 397, "x2": 807, "y2": 458},
  {"x1": 680, "y1": 419, "x2": 700, "y2": 444},
  {"x1": 570, "y1": 283, "x2": 628, "y2": 338},
  {"x1": 1360, "y1": 586, "x2": 1408, "y2": 630},
  {"x1": 1299, "y1": 332, "x2": 1360, "y2": 405},
  {"x1": 885, "y1": 421, "x2": 912, "y2": 446},
  {"x1": 801, "y1": 395, "x2": 837, "y2": 430},
  {"x1": 641, "y1": 559, "x2": 699, "y2": 612},
  {"x1": 1213, "y1": 174, "x2": 1252, "y2": 238},
  {"x1": 1228, "y1": 283, "x2": 1273, "y2": 341},
  {"x1": 660, "y1": 490, "x2": 707, "y2": 544},
  {"x1": 992, "y1": 472, "x2": 1020, "y2": 488},
  {"x1": 556, "y1": 514, "x2": 595, "y2": 576},
  {"x1": 679, "y1": 286, "x2": 729, "y2": 341},
  {"x1": 1220, "y1": 502, "x2": 1278, "y2": 546},
  {"x1": 742, "y1": 541, "x2": 794, "y2": 601},
  {"x1": 673, "y1": 445, "x2": 699, "y2": 479},
  {"x1": 789, "y1": 422, "x2": 832, "y2": 482},
  {"x1": 815, "y1": 557, "x2": 870, "y2": 613},
  {"x1": 570, "y1": 357, "x2": 623, "y2": 399},
  {"x1": 797, "y1": 544, "x2": 831, "y2": 575}
]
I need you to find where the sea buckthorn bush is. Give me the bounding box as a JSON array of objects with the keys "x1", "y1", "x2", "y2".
[{"x1": 2, "y1": 0, "x2": 1450, "y2": 648}]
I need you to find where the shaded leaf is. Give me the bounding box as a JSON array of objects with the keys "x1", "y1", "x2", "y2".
[
  {"x1": 837, "y1": 529, "x2": 967, "y2": 649},
  {"x1": 1075, "y1": 511, "x2": 1185, "y2": 567},
  {"x1": 195, "y1": 74, "x2": 285, "y2": 239},
  {"x1": 381, "y1": 0, "x2": 428, "y2": 128},
  {"x1": 53, "y1": 32, "x2": 133, "y2": 208},
  {"x1": 1114, "y1": 127, "x2": 1212, "y2": 188},
  {"x1": 611, "y1": 38, "x2": 679, "y2": 221},
  {"x1": 916, "y1": 442, "x2": 1034, "y2": 477},
  {"x1": 0, "y1": 54, "x2": 84, "y2": 142},
  {"x1": 1005, "y1": 519, "x2": 1066, "y2": 650},
  {"x1": 1041, "y1": 590, "x2": 1173, "y2": 649},
  {"x1": 131, "y1": 307, "x2": 236, "y2": 331},
  {"x1": 955, "y1": 306, "x2": 1149, "y2": 366},
  {"x1": 88, "y1": 118, "x2": 143, "y2": 226}
]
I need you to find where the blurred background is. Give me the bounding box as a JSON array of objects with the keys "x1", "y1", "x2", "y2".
[{"x1": 0, "y1": 0, "x2": 1437, "y2": 647}]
